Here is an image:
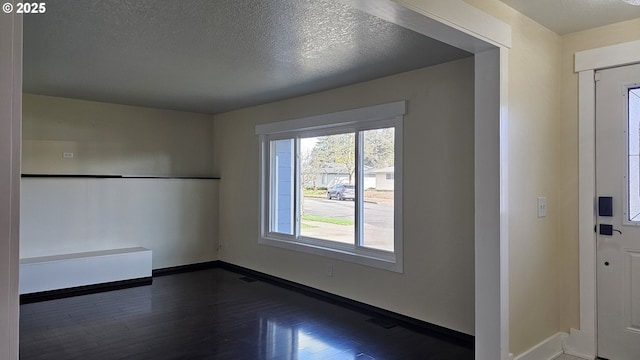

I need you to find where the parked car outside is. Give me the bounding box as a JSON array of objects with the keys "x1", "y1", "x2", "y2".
[{"x1": 327, "y1": 184, "x2": 355, "y2": 200}]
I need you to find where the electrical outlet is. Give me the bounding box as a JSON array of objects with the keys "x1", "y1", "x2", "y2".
[
  {"x1": 62, "y1": 152, "x2": 74, "y2": 159},
  {"x1": 537, "y1": 197, "x2": 547, "y2": 218},
  {"x1": 326, "y1": 264, "x2": 333, "y2": 277}
]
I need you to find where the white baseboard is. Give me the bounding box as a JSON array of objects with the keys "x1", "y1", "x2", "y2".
[
  {"x1": 564, "y1": 328, "x2": 595, "y2": 360},
  {"x1": 514, "y1": 332, "x2": 567, "y2": 360}
]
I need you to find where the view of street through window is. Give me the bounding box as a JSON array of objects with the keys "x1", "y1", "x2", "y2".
[{"x1": 299, "y1": 129, "x2": 395, "y2": 251}]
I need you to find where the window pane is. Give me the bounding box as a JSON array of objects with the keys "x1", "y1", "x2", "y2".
[
  {"x1": 300, "y1": 134, "x2": 355, "y2": 244},
  {"x1": 629, "y1": 88, "x2": 640, "y2": 221},
  {"x1": 362, "y1": 128, "x2": 394, "y2": 251},
  {"x1": 270, "y1": 139, "x2": 294, "y2": 235}
]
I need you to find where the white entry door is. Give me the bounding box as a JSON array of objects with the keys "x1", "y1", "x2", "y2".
[{"x1": 596, "y1": 63, "x2": 640, "y2": 360}]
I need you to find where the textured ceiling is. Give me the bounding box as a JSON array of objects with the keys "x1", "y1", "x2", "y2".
[
  {"x1": 23, "y1": 0, "x2": 472, "y2": 114},
  {"x1": 499, "y1": 0, "x2": 640, "y2": 35}
]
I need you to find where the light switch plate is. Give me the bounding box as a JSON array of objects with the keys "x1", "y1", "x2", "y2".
[{"x1": 537, "y1": 197, "x2": 547, "y2": 218}]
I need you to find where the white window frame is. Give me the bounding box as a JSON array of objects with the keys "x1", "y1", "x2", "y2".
[{"x1": 256, "y1": 101, "x2": 405, "y2": 272}]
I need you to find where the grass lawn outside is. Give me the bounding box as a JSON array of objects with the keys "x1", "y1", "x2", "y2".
[
  {"x1": 301, "y1": 214, "x2": 353, "y2": 226},
  {"x1": 303, "y1": 189, "x2": 327, "y2": 197}
]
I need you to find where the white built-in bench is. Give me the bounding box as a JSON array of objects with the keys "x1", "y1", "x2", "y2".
[{"x1": 19, "y1": 247, "x2": 152, "y2": 295}]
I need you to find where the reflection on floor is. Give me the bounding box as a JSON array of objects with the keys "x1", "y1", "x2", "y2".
[{"x1": 20, "y1": 268, "x2": 473, "y2": 360}]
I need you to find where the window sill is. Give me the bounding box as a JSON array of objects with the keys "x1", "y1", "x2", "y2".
[{"x1": 259, "y1": 235, "x2": 403, "y2": 273}]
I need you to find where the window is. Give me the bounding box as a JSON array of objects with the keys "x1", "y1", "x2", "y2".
[
  {"x1": 627, "y1": 87, "x2": 640, "y2": 222},
  {"x1": 256, "y1": 102, "x2": 404, "y2": 272}
]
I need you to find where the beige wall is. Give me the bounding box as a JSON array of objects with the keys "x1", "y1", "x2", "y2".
[
  {"x1": 214, "y1": 58, "x2": 476, "y2": 334},
  {"x1": 22, "y1": 94, "x2": 215, "y2": 177},
  {"x1": 464, "y1": 0, "x2": 564, "y2": 355}
]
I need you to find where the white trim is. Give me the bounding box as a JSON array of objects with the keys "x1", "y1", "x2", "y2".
[
  {"x1": 575, "y1": 40, "x2": 640, "y2": 72},
  {"x1": 392, "y1": 117, "x2": 404, "y2": 273},
  {"x1": 564, "y1": 328, "x2": 596, "y2": 360},
  {"x1": 575, "y1": 69, "x2": 598, "y2": 359},
  {"x1": 513, "y1": 333, "x2": 567, "y2": 360},
  {"x1": 258, "y1": 237, "x2": 401, "y2": 272},
  {"x1": 0, "y1": 4, "x2": 22, "y2": 359},
  {"x1": 499, "y1": 47, "x2": 510, "y2": 360},
  {"x1": 255, "y1": 101, "x2": 406, "y2": 135},
  {"x1": 574, "y1": 40, "x2": 640, "y2": 359},
  {"x1": 339, "y1": 0, "x2": 512, "y2": 51},
  {"x1": 474, "y1": 47, "x2": 509, "y2": 360},
  {"x1": 514, "y1": 333, "x2": 567, "y2": 360}
]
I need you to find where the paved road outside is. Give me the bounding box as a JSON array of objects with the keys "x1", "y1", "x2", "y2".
[{"x1": 300, "y1": 197, "x2": 394, "y2": 251}]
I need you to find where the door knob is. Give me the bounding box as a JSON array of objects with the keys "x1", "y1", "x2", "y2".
[{"x1": 599, "y1": 224, "x2": 622, "y2": 235}]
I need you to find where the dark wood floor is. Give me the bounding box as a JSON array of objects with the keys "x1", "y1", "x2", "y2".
[{"x1": 20, "y1": 268, "x2": 473, "y2": 360}]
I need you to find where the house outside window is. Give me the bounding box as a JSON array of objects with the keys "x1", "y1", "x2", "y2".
[{"x1": 256, "y1": 102, "x2": 404, "y2": 272}]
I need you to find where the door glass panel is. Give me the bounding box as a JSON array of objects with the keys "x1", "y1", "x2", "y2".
[
  {"x1": 628, "y1": 88, "x2": 640, "y2": 222},
  {"x1": 362, "y1": 127, "x2": 395, "y2": 251},
  {"x1": 300, "y1": 133, "x2": 355, "y2": 244}
]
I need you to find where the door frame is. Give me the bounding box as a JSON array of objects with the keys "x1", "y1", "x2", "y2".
[
  {"x1": 0, "y1": 4, "x2": 22, "y2": 360},
  {"x1": 576, "y1": 39, "x2": 640, "y2": 358}
]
